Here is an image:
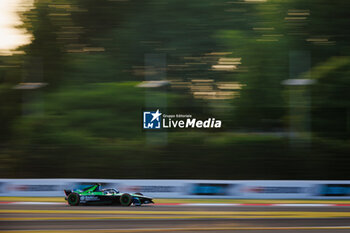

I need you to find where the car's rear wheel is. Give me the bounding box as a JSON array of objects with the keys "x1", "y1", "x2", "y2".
[
  {"x1": 67, "y1": 193, "x2": 80, "y2": 206},
  {"x1": 120, "y1": 193, "x2": 132, "y2": 206}
]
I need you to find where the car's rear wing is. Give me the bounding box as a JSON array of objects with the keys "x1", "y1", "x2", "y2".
[{"x1": 64, "y1": 189, "x2": 72, "y2": 196}]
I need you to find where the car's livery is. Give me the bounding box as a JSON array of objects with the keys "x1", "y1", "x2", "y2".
[{"x1": 64, "y1": 184, "x2": 154, "y2": 206}]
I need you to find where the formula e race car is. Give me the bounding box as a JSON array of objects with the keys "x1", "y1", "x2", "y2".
[{"x1": 64, "y1": 184, "x2": 154, "y2": 206}]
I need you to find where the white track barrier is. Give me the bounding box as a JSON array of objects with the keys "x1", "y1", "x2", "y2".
[{"x1": 0, "y1": 179, "x2": 349, "y2": 199}]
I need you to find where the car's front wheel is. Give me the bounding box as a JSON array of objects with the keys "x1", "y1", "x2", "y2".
[
  {"x1": 120, "y1": 193, "x2": 132, "y2": 206},
  {"x1": 67, "y1": 193, "x2": 80, "y2": 206}
]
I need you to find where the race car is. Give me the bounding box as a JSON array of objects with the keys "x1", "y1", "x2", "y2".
[{"x1": 64, "y1": 184, "x2": 154, "y2": 206}]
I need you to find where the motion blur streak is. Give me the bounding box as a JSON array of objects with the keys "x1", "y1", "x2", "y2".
[
  {"x1": 0, "y1": 0, "x2": 349, "y2": 180},
  {"x1": 2, "y1": 226, "x2": 350, "y2": 233},
  {"x1": 1, "y1": 0, "x2": 350, "y2": 232},
  {"x1": 2, "y1": 204, "x2": 350, "y2": 232}
]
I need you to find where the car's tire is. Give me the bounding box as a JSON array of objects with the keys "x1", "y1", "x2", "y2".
[
  {"x1": 120, "y1": 193, "x2": 132, "y2": 206},
  {"x1": 135, "y1": 192, "x2": 143, "y2": 196},
  {"x1": 67, "y1": 193, "x2": 80, "y2": 206}
]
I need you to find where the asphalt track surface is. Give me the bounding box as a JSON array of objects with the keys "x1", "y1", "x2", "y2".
[{"x1": 1, "y1": 204, "x2": 350, "y2": 233}]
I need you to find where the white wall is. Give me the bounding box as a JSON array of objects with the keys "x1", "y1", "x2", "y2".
[{"x1": 0, "y1": 179, "x2": 349, "y2": 199}]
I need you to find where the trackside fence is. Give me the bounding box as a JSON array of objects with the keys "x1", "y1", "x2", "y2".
[{"x1": 0, "y1": 179, "x2": 349, "y2": 199}]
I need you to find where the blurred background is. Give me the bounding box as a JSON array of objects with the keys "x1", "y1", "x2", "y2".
[{"x1": 0, "y1": 0, "x2": 349, "y2": 180}]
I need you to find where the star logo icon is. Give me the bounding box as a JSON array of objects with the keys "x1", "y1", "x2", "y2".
[
  {"x1": 143, "y1": 109, "x2": 162, "y2": 129},
  {"x1": 151, "y1": 109, "x2": 162, "y2": 122}
]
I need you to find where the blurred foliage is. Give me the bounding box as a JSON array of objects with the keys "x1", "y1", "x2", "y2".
[
  {"x1": 310, "y1": 57, "x2": 350, "y2": 139},
  {"x1": 0, "y1": 0, "x2": 349, "y2": 178}
]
